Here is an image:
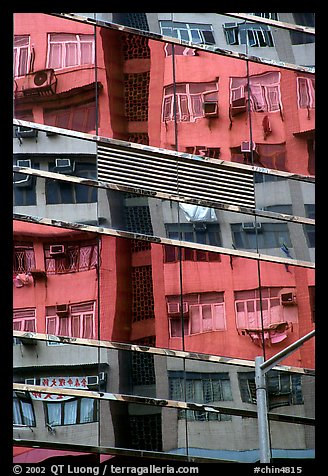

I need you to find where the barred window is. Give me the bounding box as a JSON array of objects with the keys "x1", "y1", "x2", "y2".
[
  {"x1": 44, "y1": 240, "x2": 98, "y2": 275},
  {"x1": 238, "y1": 371, "x2": 303, "y2": 409},
  {"x1": 169, "y1": 371, "x2": 232, "y2": 421}
]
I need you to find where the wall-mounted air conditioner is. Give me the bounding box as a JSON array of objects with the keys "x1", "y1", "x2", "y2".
[
  {"x1": 17, "y1": 159, "x2": 32, "y2": 168},
  {"x1": 22, "y1": 69, "x2": 57, "y2": 96},
  {"x1": 49, "y1": 244, "x2": 66, "y2": 256},
  {"x1": 54, "y1": 158, "x2": 74, "y2": 174},
  {"x1": 241, "y1": 141, "x2": 256, "y2": 152},
  {"x1": 242, "y1": 222, "x2": 262, "y2": 232},
  {"x1": 13, "y1": 160, "x2": 33, "y2": 188},
  {"x1": 167, "y1": 302, "x2": 189, "y2": 315},
  {"x1": 25, "y1": 378, "x2": 40, "y2": 385},
  {"x1": 56, "y1": 304, "x2": 69, "y2": 317},
  {"x1": 203, "y1": 101, "x2": 218, "y2": 118},
  {"x1": 193, "y1": 223, "x2": 207, "y2": 232},
  {"x1": 280, "y1": 291, "x2": 296, "y2": 306},
  {"x1": 15, "y1": 126, "x2": 38, "y2": 139}
]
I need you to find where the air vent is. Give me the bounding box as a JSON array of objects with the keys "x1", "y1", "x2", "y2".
[{"x1": 97, "y1": 143, "x2": 255, "y2": 209}]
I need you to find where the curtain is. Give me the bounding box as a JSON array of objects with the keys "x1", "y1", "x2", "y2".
[
  {"x1": 13, "y1": 398, "x2": 23, "y2": 425},
  {"x1": 21, "y1": 401, "x2": 35, "y2": 426},
  {"x1": 47, "y1": 402, "x2": 61, "y2": 426},
  {"x1": 80, "y1": 398, "x2": 95, "y2": 423},
  {"x1": 63, "y1": 399, "x2": 77, "y2": 425}
]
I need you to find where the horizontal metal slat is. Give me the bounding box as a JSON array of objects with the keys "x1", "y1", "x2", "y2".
[{"x1": 97, "y1": 144, "x2": 255, "y2": 208}]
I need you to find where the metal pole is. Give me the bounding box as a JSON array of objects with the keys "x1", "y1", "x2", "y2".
[
  {"x1": 260, "y1": 330, "x2": 315, "y2": 374},
  {"x1": 255, "y1": 356, "x2": 271, "y2": 463},
  {"x1": 255, "y1": 330, "x2": 315, "y2": 463}
]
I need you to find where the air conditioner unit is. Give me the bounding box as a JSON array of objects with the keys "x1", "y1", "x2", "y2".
[
  {"x1": 242, "y1": 222, "x2": 262, "y2": 232},
  {"x1": 203, "y1": 101, "x2": 218, "y2": 117},
  {"x1": 241, "y1": 141, "x2": 256, "y2": 152},
  {"x1": 193, "y1": 223, "x2": 207, "y2": 232},
  {"x1": 49, "y1": 244, "x2": 66, "y2": 256},
  {"x1": 167, "y1": 302, "x2": 189, "y2": 315},
  {"x1": 56, "y1": 304, "x2": 69, "y2": 317},
  {"x1": 54, "y1": 158, "x2": 74, "y2": 174},
  {"x1": 25, "y1": 378, "x2": 40, "y2": 385},
  {"x1": 22, "y1": 69, "x2": 57, "y2": 96},
  {"x1": 87, "y1": 376, "x2": 99, "y2": 386},
  {"x1": 13, "y1": 173, "x2": 33, "y2": 188},
  {"x1": 280, "y1": 291, "x2": 296, "y2": 306},
  {"x1": 15, "y1": 126, "x2": 38, "y2": 139},
  {"x1": 55, "y1": 158, "x2": 71, "y2": 168},
  {"x1": 17, "y1": 159, "x2": 32, "y2": 168}
]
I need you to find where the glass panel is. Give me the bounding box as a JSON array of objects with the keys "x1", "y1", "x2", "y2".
[
  {"x1": 247, "y1": 61, "x2": 315, "y2": 177},
  {"x1": 14, "y1": 14, "x2": 96, "y2": 134}
]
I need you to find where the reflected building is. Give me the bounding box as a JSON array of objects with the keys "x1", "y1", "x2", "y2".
[{"x1": 13, "y1": 12, "x2": 315, "y2": 465}]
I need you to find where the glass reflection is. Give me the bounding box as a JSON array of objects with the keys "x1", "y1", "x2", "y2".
[
  {"x1": 13, "y1": 220, "x2": 314, "y2": 368},
  {"x1": 14, "y1": 14, "x2": 97, "y2": 134},
  {"x1": 13, "y1": 174, "x2": 314, "y2": 264},
  {"x1": 14, "y1": 14, "x2": 315, "y2": 178}
]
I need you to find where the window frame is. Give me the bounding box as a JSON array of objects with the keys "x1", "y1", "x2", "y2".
[
  {"x1": 13, "y1": 308, "x2": 36, "y2": 333},
  {"x1": 46, "y1": 33, "x2": 95, "y2": 70},
  {"x1": 168, "y1": 292, "x2": 226, "y2": 337},
  {"x1": 297, "y1": 76, "x2": 315, "y2": 109},
  {"x1": 13, "y1": 392, "x2": 36, "y2": 427},
  {"x1": 162, "y1": 82, "x2": 218, "y2": 123},
  {"x1": 14, "y1": 35, "x2": 31, "y2": 77},
  {"x1": 159, "y1": 21, "x2": 215, "y2": 45},
  {"x1": 45, "y1": 301, "x2": 96, "y2": 341},
  {"x1": 169, "y1": 371, "x2": 232, "y2": 421},
  {"x1": 44, "y1": 239, "x2": 98, "y2": 275},
  {"x1": 44, "y1": 397, "x2": 98, "y2": 426}
]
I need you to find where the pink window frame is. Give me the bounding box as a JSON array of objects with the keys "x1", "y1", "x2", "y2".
[
  {"x1": 297, "y1": 77, "x2": 315, "y2": 109},
  {"x1": 13, "y1": 309, "x2": 36, "y2": 332},
  {"x1": 46, "y1": 33, "x2": 95, "y2": 70},
  {"x1": 46, "y1": 302, "x2": 95, "y2": 339},
  {"x1": 163, "y1": 82, "x2": 218, "y2": 122},
  {"x1": 14, "y1": 35, "x2": 31, "y2": 77}
]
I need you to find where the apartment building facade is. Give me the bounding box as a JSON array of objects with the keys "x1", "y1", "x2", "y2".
[{"x1": 13, "y1": 12, "x2": 315, "y2": 466}]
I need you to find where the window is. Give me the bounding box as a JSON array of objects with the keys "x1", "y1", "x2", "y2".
[
  {"x1": 250, "y1": 13, "x2": 278, "y2": 20},
  {"x1": 46, "y1": 161, "x2": 97, "y2": 204},
  {"x1": 159, "y1": 21, "x2": 215, "y2": 45},
  {"x1": 162, "y1": 82, "x2": 218, "y2": 122},
  {"x1": 168, "y1": 292, "x2": 226, "y2": 337},
  {"x1": 45, "y1": 398, "x2": 97, "y2": 426},
  {"x1": 238, "y1": 370, "x2": 303, "y2": 409},
  {"x1": 44, "y1": 239, "x2": 98, "y2": 274},
  {"x1": 13, "y1": 159, "x2": 39, "y2": 207},
  {"x1": 185, "y1": 146, "x2": 220, "y2": 159},
  {"x1": 46, "y1": 301, "x2": 95, "y2": 340},
  {"x1": 231, "y1": 222, "x2": 292, "y2": 250},
  {"x1": 234, "y1": 288, "x2": 286, "y2": 331},
  {"x1": 304, "y1": 204, "x2": 315, "y2": 248},
  {"x1": 230, "y1": 72, "x2": 281, "y2": 113},
  {"x1": 297, "y1": 77, "x2": 315, "y2": 109},
  {"x1": 166, "y1": 223, "x2": 221, "y2": 247},
  {"x1": 13, "y1": 392, "x2": 35, "y2": 426},
  {"x1": 13, "y1": 309, "x2": 36, "y2": 333},
  {"x1": 13, "y1": 243, "x2": 35, "y2": 273},
  {"x1": 44, "y1": 101, "x2": 96, "y2": 133},
  {"x1": 169, "y1": 371, "x2": 232, "y2": 421},
  {"x1": 47, "y1": 33, "x2": 95, "y2": 69},
  {"x1": 231, "y1": 143, "x2": 287, "y2": 171},
  {"x1": 164, "y1": 43, "x2": 197, "y2": 56},
  {"x1": 14, "y1": 35, "x2": 30, "y2": 77},
  {"x1": 223, "y1": 23, "x2": 274, "y2": 47},
  {"x1": 164, "y1": 245, "x2": 221, "y2": 263},
  {"x1": 290, "y1": 14, "x2": 315, "y2": 45}
]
